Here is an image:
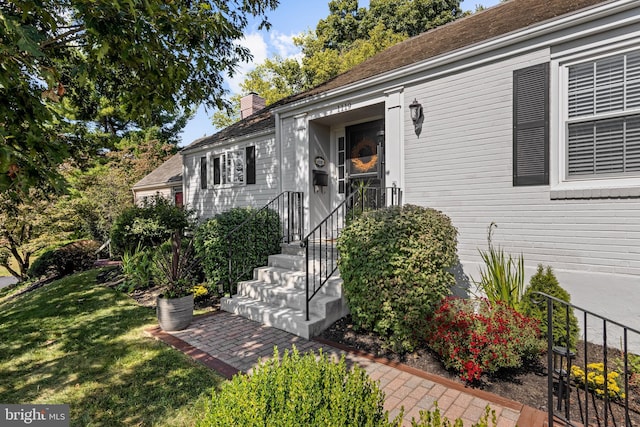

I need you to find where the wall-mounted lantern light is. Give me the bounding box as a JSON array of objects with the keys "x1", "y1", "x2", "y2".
[{"x1": 409, "y1": 98, "x2": 423, "y2": 136}]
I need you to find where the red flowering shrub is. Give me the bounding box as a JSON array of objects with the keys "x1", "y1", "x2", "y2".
[{"x1": 426, "y1": 297, "x2": 544, "y2": 382}]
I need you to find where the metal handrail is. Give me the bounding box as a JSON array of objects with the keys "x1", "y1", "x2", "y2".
[
  {"x1": 226, "y1": 191, "x2": 303, "y2": 296},
  {"x1": 534, "y1": 291, "x2": 640, "y2": 427},
  {"x1": 302, "y1": 187, "x2": 402, "y2": 321}
]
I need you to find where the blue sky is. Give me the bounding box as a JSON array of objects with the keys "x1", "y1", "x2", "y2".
[{"x1": 179, "y1": 0, "x2": 501, "y2": 146}]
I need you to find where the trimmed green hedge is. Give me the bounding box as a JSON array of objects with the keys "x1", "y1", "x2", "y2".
[
  {"x1": 197, "y1": 347, "x2": 394, "y2": 426},
  {"x1": 193, "y1": 207, "x2": 281, "y2": 293},
  {"x1": 337, "y1": 204, "x2": 458, "y2": 352}
]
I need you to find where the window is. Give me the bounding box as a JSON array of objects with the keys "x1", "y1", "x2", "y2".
[
  {"x1": 566, "y1": 50, "x2": 640, "y2": 178},
  {"x1": 513, "y1": 63, "x2": 549, "y2": 186},
  {"x1": 200, "y1": 157, "x2": 207, "y2": 189},
  {"x1": 212, "y1": 146, "x2": 256, "y2": 186}
]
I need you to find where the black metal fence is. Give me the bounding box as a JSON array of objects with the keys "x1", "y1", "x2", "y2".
[
  {"x1": 302, "y1": 187, "x2": 402, "y2": 321},
  {"x1": 226, "y1": 191, "x2": 303, "y2": 295},
  {"x1": 535, "y1": 292, "x2": 640, "y2": 426}
]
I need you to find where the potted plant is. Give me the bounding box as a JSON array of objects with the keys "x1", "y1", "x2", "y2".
[{"x1": 155, "y1": 230, "x2": 198, "y2": 331}]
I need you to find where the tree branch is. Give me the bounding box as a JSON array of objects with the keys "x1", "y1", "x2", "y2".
[{"x1": 40, "y1": 26, "x2": 86, "y2": 49}]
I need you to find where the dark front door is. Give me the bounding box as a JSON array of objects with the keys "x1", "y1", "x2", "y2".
[{"x1": 346, "y1": 120, "x2": 384, "y2": 209}]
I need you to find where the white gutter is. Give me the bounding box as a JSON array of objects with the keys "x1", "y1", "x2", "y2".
[{"x1": 274, "y1": 0, "x2": 638, "y2": 115}]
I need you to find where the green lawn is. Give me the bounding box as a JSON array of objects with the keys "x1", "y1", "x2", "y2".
[{"x1": 0, "y1": 269, "x2": 223, "y2": 426}]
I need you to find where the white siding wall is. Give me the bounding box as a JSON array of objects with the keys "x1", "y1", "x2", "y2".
[
  {"x1": 133, "y1": 188, "x2": 172, "y2": 206},
  {"x1": 404, "y1": 49, "x2": 640, "y2": 345},
  {"x1": 183, "y1": 135, "x2": 279, "y2": 220}
]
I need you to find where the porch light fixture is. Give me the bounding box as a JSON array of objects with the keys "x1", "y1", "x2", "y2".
[{"x1": 409, "y1": 98, "x2": 423, "y2": 136}]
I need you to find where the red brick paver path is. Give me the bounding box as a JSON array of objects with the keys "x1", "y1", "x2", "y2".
[{"x1": 147, "y1": 311, "x2": 550, "y2": 427}]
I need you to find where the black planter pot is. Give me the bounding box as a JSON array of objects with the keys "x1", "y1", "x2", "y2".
[{"x1": 156, "y1": 294, "x2": 194, "y2": 331}]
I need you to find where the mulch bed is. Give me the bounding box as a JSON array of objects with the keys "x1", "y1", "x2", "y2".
[{"x1": 319, "y1": 315, "x2": 640, "y2": 426}]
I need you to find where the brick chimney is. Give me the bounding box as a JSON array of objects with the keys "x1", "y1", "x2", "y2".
[{"x1": 240, "y1": 92, "x2": 266, "y2": 119}]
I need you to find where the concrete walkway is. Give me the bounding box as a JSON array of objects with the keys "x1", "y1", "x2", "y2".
[{"x1": 147, "y1": 311, "x2": 549, "y2": 427}]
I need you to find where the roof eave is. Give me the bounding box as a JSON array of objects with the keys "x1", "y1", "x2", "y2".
[{"x1": 274, "y1": 0, "x2": 635, "y2": 115}]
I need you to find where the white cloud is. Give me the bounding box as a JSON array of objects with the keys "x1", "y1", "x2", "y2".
[
  {"x1": 225, "y1": 30, "x2": 303, "y2": 96},
  {"x1": 270, "y1": 31, "x2": 303, "y2": 59},
  {"x1": 227, "y1": 32, "x2": 268, "y2": 94}
]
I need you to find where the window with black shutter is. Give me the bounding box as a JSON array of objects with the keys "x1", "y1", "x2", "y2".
[
  {"x1": 213, "y1": 157, "x2": 220, "y2": 185},
  {"x1": 246, "y1": 146, "x2": 256, "y2": 185},
  {"x1": 200, "y1": 157, "x2": 207, "y2": 189},
  {"x1": 513, "y1": 63, "x2": 549, "y2": 186}
]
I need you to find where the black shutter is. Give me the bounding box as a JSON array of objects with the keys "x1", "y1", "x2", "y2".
[
  {"x1": 200, "y1": 157, "x2": 207, "y2": 189},
  {"x1": 246, "y1": 146, "x2": 256, "y2": 185},
  {"x1": 213, "y1": 157, "x2": 220, "y2": 185},
  {"x1": 513, "y1": 63, "x2": 549, "y2": 186}
]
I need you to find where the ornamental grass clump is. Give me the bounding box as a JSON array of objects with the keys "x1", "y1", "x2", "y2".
[
  {"x1": 337, "y1": 204, "x2": 458, "y2": 353},
  {"x1": 571, "y1": 363, "x2": 626, "y2": 400},
  {"x1": 426, "y1": 297, "x2": 544, "y2": 382},
  {"x1": 473, "y1": 223, "x2": 524, "y2": 311}
]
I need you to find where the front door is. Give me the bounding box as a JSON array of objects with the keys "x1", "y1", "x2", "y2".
[{"x1": 346, "y1": 120, "x2": 384, "y2": 209}]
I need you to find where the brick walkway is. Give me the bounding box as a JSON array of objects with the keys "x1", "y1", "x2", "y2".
[{"x1": 147, "y1": 311, "x2": 549, "y2": 427}]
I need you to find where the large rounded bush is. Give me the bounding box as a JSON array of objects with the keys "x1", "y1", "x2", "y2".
[
  {"x1": 197, "y1": 347, "x2": 395, "y2": 427},
  {"x1": 193, "y1": 207, "x2": 281, "y2": 293},
  {"x1": 521, "y1": 265, "x2": 580, "y2": 351},
  {"x1": 28, "y1": 240, "x2": 100, "y2": 279},
  {"x1": 337, "y1": 204, "x2": 458, "y2": 352},
  {"x1": 110, "y1": 196, "x2": 193, "y2": 255}
]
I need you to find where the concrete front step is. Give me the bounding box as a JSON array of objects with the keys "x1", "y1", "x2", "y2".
[
  {"x1": 220, "y1": 296, "x2": 347, "y2": 340},
  {"x1": 254, "y1": 266, "x2": 343, "y2": 295},
  {"x1": 236, "y1": 279, "x2": 346, "y2": 315},
  {"x1": 220, "y1": 243, "x2": 349, "y2": 339}
]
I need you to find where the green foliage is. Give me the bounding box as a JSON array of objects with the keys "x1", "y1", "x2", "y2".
[
  {"x1": 411, "y1": 403, "x2": 497, "y2": 427},
  {"x1": 474, "y1": 223, "x2": 525, "y2": 311},
  {"x1": 427, "y1": 298, "x2": 543, "y2": 382},
  {"x1": 110, "y1": 196, "x2": 194, "y2": 255},
  {"x1": 520, "y1": 265, "x2": 580, "y2": 351},
  {"x1": 0, "y1": 0, "x2": 278, "y2": 192},
  {"x1": 27, "y1": 240, "x2": 100, "y2": 279},
  {"x1": 337, "y1": 205, "x2": 458, "y2": 352},
  {"x1": 194, "y1": 207, "x2": 281, "y2": 294},
  {"x1": 197, "y1": 346, "x2": 398, "y2": 427},
  {"x1": 154, "y1": 232, "x2": 201, "y2": 298},
  {"x1": 119, "y1": 245, "x2": 156, "y2": 293}
]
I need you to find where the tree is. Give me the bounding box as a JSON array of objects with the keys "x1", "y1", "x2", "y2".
[
  {"x1": 0, "y1": 0, "x2": 278, "y2": 193},
  {"x1": 215, "y1": 0, "x2": 463, "y2": 125},
  {"x1": 67, "y1": 128, "x2": 178, "y2": 242},
  {"x1": 0, "y1": 190, "x2": 79, "y2": 281}
]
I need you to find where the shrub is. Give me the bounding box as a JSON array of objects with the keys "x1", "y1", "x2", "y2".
[
  {"x1": 473, "y1": 223, "x2": 524, "y2": 311},
  {"x1": 520, "y1": 265, "x2": 580, "y2": 351},
  {"x1": 193, "y1": 207, "x2": 281, "y2": 294},
  {"x1": 197, "y1": 346, "x2": 397, "y2": 427},
  {"x1": 426, "y1": 297, "x2": 543, "y2": 382},
  {"x1": 571, "y1": 363, "x2": 626, "y2": 400},
  {"x1": 119, "y1": 245, "x2": 156, "y2": 293},
  {"x1": 337, "y1": 204, "x2": 458, "y2": 352},
  {"x1": 110, "y1": 196, "x2": 193, "y2": 255},
  {"x1": 28, "y1": 240, "x2": 100, "y2": 279}
]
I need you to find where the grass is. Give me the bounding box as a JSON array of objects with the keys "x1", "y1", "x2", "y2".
[{"x1": 0, "y1": 269, "x2": 223, "y2": 426}]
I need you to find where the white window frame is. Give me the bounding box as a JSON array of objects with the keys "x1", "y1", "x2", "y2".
[
  {"x1": 553, "y1": 44, "x2": 640, "y2": 198},
  {"x1": 216, "y1": 149, "x2": 246, "y2": 187}
]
